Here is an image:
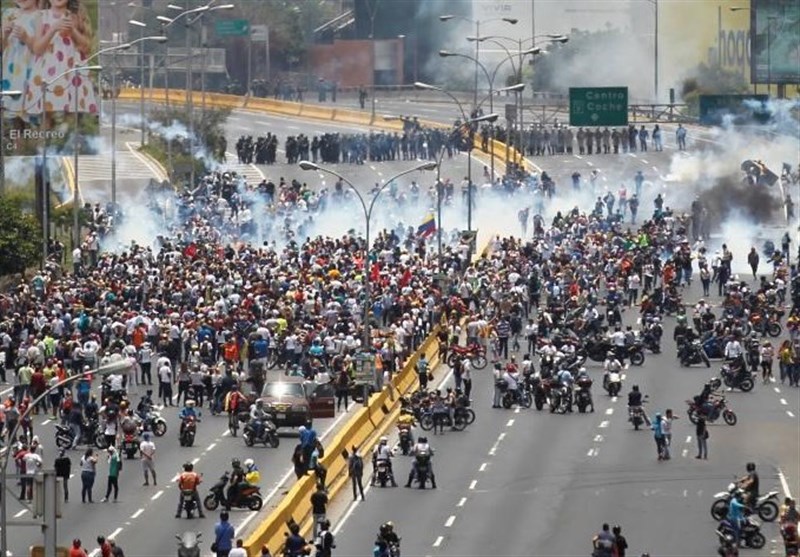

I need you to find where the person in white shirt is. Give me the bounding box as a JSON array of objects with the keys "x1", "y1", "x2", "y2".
[
  {"x1": 228, "y1": 539, "x2": 247, "y2": 557},
  {"x1": 139, "y1": 432, "x2": 157, "y2": 486}
]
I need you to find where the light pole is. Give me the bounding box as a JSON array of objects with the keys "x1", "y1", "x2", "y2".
[
  {"x1": 163, "y1": 3, "x2": 234, "y2": 189},
  {"x1": 298, "y1": 160, "x2": 437, "y2": 350},
  {"x1": 766, "y1": 16, "x2": 778, "y2": 97},
  {"x1": 129, "y1": 19, "x2": 148, "y2": 146},
  {"x1": 0, "y1": 90, "x2": 23, "y2": 196},
  {"x1": 0, "y1": 359, "x2": 134, "y2": 557},
  {"x1": 644, "y1": 0, "x2": 659, "y2": 101},
  {"x1": 40, "y1": 64, "x2": 102, "y2": 266}
]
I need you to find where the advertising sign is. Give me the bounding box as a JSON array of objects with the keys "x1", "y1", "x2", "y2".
[
  {"x1": 1, "y1": 0, "x2": 100, "y2": 158},
  {"x1": 750, "y1": 0, "x2": 800, "y2": 84}
]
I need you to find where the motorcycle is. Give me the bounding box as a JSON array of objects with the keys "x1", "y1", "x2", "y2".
[
  {"x1": 54, "y1": 424, "x2": 77, "y2": 450},
  {"x1": 628, "y1": 399, "x2": 648, "y2": 430},
  {"x1": 574, "y1": 377, "x2": 593, "y2": 413},
  {"x1": 203, "y1": 472, "x2": 263, "y2": 512},
  {"x1": 549, "y1": 385, "x2": 572, "y2": 414},
  {"x1": 686, "y1": 397, "x2": 738, "y2": 426},
  {"x1": 375, "y1": 460, "x2": 394, "y2": 488},
  {"x1": 716, "y1": 516, "x2": 766, "y2": 549},
  {"x1": 498, "y1": 381, "x2": 532, "y2": 409},
  {"x1": 242, "y1": 418, "x2": 280, "y2": 448},
  {"x1": 179, "y1": 490, "x2": 200, "y2": 519},
  {"x1": 446, "y1": 343, "x2": 488, "y2": 370},
  {"x1": 749, "y1": 313, "x2": 782, "y2": 337},
  {"x1": 710, "y1": 482, "x2": 780, "y2": 522},
  {"x1": 412, "y1": 452, "x2": 433, "y2": 489},
  {"x1": 176, "y1": 531, "x2": 201, "y2": 557},
  {"x1": 679, "y1": 340, "x2": 711, "y2": 367},
  {"x1": 100, "y1": 380, "x2": 127, "y2": 406},
  {"x1": 180, "y1": 416, "x2": 198, "y2": 447},
  {"x1": 603, "y1": 371, "x2": 622, "y2": 397},
  {"x1": 398, "y1": 425, "x2": 413, "y2": 456},
  {"x1": 530, "y1": 375, "x2": 552, "y2": 411},
  {"x1": 121, "y1": 431, "x2": 140, "y2": 459},
  {"x1": 141, "y1": 412, "x2": 168, "y2": 437},
  {"x1": 419, "y1": 410, "x2": 467, "y2": 431},
  {"x1": 721, "y1": 365, "x2": 755, "y2": 392}
]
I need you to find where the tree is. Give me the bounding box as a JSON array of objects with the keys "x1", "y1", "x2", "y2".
[{"x1": 0, "y1": 196, "x2": 41, "y2": 276}]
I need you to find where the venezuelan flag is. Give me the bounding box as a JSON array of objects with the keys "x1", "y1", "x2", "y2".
[{"x1": 417, "y1": 214, "x2": 436, "y2": 238}]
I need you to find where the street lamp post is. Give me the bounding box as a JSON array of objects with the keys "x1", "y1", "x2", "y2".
[
  {"x1": 39, "y1": 64, "x2": 102, "y2": 266},
  {"x1": 0, "y1": 359, "x2": 134, "y2": 557},
  {"x1": 298, "y1": 160, "x2": 437, "y2": 351},
  {"x1": 129, "y1": 19, "x2": 148, "y2": 146},
  {"x1": 0, "y1": 90, "x2": 23, "y2": 196}
]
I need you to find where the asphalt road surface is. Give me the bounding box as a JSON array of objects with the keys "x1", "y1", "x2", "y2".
[{"x1": 328, "y1": 280, "x2": 799, "y2": 557}]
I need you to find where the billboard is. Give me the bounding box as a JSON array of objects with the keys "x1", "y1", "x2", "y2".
[
  {"x1": 1, "y1": 0, "x2": 100, "y2": 158},
  {"x1": 751, "y1": 0, "x2": 800, "y2": 84}
]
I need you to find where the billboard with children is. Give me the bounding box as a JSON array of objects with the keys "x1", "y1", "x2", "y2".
[{"x1": 1, "y1": 0, "x2": 100, "y2": 158}]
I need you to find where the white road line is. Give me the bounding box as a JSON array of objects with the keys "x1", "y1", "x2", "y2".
[
  {"x1": 131, "y1": 508, "x2": 144, "y2": 519},
  {"x1": 686, "y1": 435, "x2": 692, "y2": 443},
  {"x1": 222, "y1": 430, "x2": 230, "y2": 437},
  {"x1": 108, "y1": 527, "x2": 123, "y2": 539},
  {"x1": 611, "y1": 396, "x2": 618, "y2": 403},
  {"x1": 498, "y1": 433, "x2": 506, "y2": 441},
  {"x1": 506, "y1": 419, "x2": 515, "y2": 427},
  {"x1": 682, "y1": 448, "x2": 689, "y2": 458},
  {"x1": 780, "y1": 398, "x2": 788, "y2": 405},
  {"x1": 778, "y1": 468, "x2": 793, "y2": 499},
  {"x1": 191, "y1": 457, "x2": 200, "y2": 465},
  {"x1": 605, "y1": 408, "x2": 614, "y2": 415},
  {"x1": 575, "y1": 154, "x2": 584, "y2": 160},
  {"x1": 14, "y1": 510, "x2": 27, "y2": 518},
  {"x1": 42, "y1": 419, "x2": 51, "y2": 425},
  {"x1": 433, "y1": 536, "x2": 444, "y2": 547},
  {"x1": 479, "y1": 462, "x2": 488, "y2": 472},
  {"x1": 514, "y1": 407, "x2": 520, "y2": 414},
  {"x1": 587, "y1": 449, "x2": 594, "y2": 457},
  {"x1": 652, "y1": 166, "x2": 658, "y2": 172},
  {"x1": 594, "y1": 434, "x2": 604, "y2": 442},
  {"x1": 775, "y1": 387, "x2": 781, "y2": 393},
  {"x1": 444, "y1": 515, "x2": 456, "y2": 527},
  {"x1": 586, "y1": 161, "x2": 594, "y2": 167},
  {"x1": 683, "y1": 489, "x2": 688, "y2": 497},
  {"x1": 171, "y1": 474, "x2": 180, "y2": 483},
  {"x1": 206, "y1": 442, "x2": 217, "y2": 451},
  {"x1": 469, "y1": 480, "x2": 478, "y2": 490},
  {"x1": 488, "y1": 447, "x2": 497, "y2": 456},
  {"x1": 457, "y1": 497, "x2": 467, "y2": 507},
  {"x1": 152, "y1": 490, "x2": 164, "y2": 500},
  {"x1": 599, "y1": 420, "x2": 609, "y2": 428},
  {"x1": 788, "y1": 411, "x2": 796, "y2": 418},
  {"x1": 641, "y1": 159, "x2": 649, "y2": 164}
]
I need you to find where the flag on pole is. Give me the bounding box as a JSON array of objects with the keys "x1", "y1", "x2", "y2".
[{"x1": 417, "y1": 214, "x2": 436, "y2": 238}]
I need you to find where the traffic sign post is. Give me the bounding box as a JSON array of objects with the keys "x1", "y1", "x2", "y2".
[
  {"x1": 214, "y1": 19, "x2": 250, "y2": 37},
  {"x1": 569, "y1": 87, "x2": 629, "y2": 126}
]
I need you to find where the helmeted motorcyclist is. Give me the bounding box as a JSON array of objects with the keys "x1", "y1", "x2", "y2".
[
  {"x1": 248, "y1": 399, "x2": 268, "y2": 440},
  {"x1": 374, "y1": 522, "x2": 400, "y2": 557},
  {"x1": 627, "y1": 385, "x2": 650, "y2": 425},
  {"x1": 371, "y1": 436, "x2": 397, "y2": 487},
  {"x1": 178, "y1": 399, "x2": 200, "y2": 436},
  {"x1": 556, "y1": 367, "x2": 574, "y2": 411},
  {"x1": 136, "y1": 390, "x2": 154, "y2": 421},
  {"x1": 226, "y1": 457, "x2": 247, "y2": 509},
  {"x1": 397, "y1": 409, "x2": 415, "y2": 446},
  {"x1": 738, "y1": 462, "x2": 760, "y2": 507},
  {"x1": 405, "y1": 435, "x2": 436, "y2": 488},
  {"x1": 603, "y1": 351, "x2": 623, "y2": 393},
  {"x1": 176, "y1": 462, "x2": 205, "y2": 518},
  {"x1": 574, "y1": 367, "x2": 594, "y2": 412}
]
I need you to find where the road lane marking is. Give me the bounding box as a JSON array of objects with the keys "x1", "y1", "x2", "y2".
[
  {"x1": 488, "y1": 447, "x2": 496, "y2": 455},
  {"x1": 152, "y1": 490, "x2": 164, "y2": 500},
  {"x1": 131, "y1": 508, "x2": 144, "y2": 519},
  {"x1": 514, "y1": 407, "x2": 520, "y2": 414},
  {"x1": 506, "y1": 419, "x2": 515, "y2": 427},
  {"x1": 611, "y1": 396, "x2": 618, "y2": 403},
  {"x1": 587, "y1": 161, "x2": 594, "y2": 166},
  {"x1": 42, "y1": 419, "x2": 51, "y2": 425},
  {"x1": 686, "y1": 435, "x2": 692, "y2": 443},
  {"x1": 779, "y1": 468, "x2": 793, "y2": 499},
  {"x1": 457, "y1": 497, "x2": 467, "y2": 507},
  {"x1": 433, "y1": 536, "x2": 444, "y2": 547},
  {"x1": 683, "y1": 489, "x2": 688, "y2": 497},
  {"x1": 469, "y1": 480, "x2": 477, "y2": 490},
  {"x1": 788, "y1": 411, "x2": 796, "y2": 418},
  {"x1": 109, "y1": 527, "x2": 123, "y2": 539},
  {"x1": 191, "y1": 457, "x2": 200, "y2": 465},
  {"x1": 445, "y1": 515, "x2": 455, "y2": 527},
  {"x1": 498, "y1": 433, "x2": 506, "y2": 441},
  {"x1": 599, "y1": 420, "x2": 609, "y2": 428},
  {"x1": 605, "y1": 408, "x2": 614, "y2": 415},
  {"x1": 222, "y1": 430, "x2": 230, "y2": 437},
  {"x1": 641, "y1": 159, "x2": 649, "y2": 164},
  {"x1": 587, "y1": 449, "x2": 594, "y2": 456},
  {"x1": 652, "y1": 166, "x2": 658, "y2": 172},
  {"x1": 594, "y1": 434, "x2": 604, "y2": 442},
  {"x1": 206, "y1": 442, "x2": 216, "y2": 451},
  {"x1": 682, "y1": 448, "x2": 689, "y2": 458},
  {"x1": 171, "y1": 474, "x2": 180, "y2": 483},
  {"x1": 479, "y1": 462, "x2": 487, "y2": 472},
  {"x1": 780, "y1": 398, "x2": 788, "y2": 405},
  {"x1": 14, "y1": 510, "x2": 27, "y2": 518},
  {"x1": 775, "y1": 387, "x2": 781, "y2": 393}
]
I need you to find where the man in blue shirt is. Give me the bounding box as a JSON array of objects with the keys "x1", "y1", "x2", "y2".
[
  {"x1": 213, "y1": 511, "x2": 235, "y2": 557},
  {"x1": 727, "y1": 494, "x2": 746, "y2": 546},
  {"x1": 299, "y1": 422, "x2": 318, "y2": 469},
  {"x1": 651, "y1": 412, "x2": 667, "y2": 460}
]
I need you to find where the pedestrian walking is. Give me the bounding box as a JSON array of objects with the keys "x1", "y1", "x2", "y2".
[
  {"x1": 695, "y1": 415, "x2": 708, "y2": 459},
  {"x1": 315, "y1": 519, "x2": 335, "y2": 557},
  {"x1": 101, "y1": 446, "x2": 121, "y2": 502},
  {"x1": 651, "y1": 411, "x2": 667, "y2": 460},
  {"x1": 80, "y1": 448, "x2": 98, "y2": 503},
  {"x1": 310, "y1": 485, "x2": 328, "y2": 540},
  {"x1": 760, "y1": 341, "x2": 774, "y2": 383},
  {"x1": 212, "y1": 511, "x2": 235, "y2": 557},
  {"x1": 348, "y1": 445, "x2": 365, "y2": 501},
  {"x1": 662, "y1": 409, "x2": 677, "y2": 459},
  {"x1": 55, "y1": 449, "x2": 72, "y2": 502},
  {"x1": 416, "y1": 354, "x2": 429, "y2": 391},
  {"x1": 139, "y1": 431, "x2": 157, "y2": 485},
  {"x1": 748, "y1": 247, "x2": 760, "y2": 280},
  {"x1": 158, "y1": 360, "x2": 173, "y2": 407}
]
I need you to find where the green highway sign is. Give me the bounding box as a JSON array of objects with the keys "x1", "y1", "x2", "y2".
[
  {"x1": 215, "y1": 19, "x2": 250, "y2": 37},
  {"x1": 569, "y1": 87, "x2": 628, "y2": 126}
]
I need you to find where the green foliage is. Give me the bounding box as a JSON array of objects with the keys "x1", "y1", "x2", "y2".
[
  {"x1": 0, "y1": 196, "x2": 41, "y2": 276},
  {"x1": 681, "y1": 63, "x2": 751, "y2": 115}
]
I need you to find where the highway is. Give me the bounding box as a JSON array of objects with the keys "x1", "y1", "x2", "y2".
[
  {"x1": 328, "y1": 280, "x2": 799, "y2": 556},
  {"x1": 15, "y1": 94, "x2": 794, "y2": 556}
]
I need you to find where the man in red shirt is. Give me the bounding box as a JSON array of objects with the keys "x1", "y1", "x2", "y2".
[
  {"x1": 96, "y1": 536, "x2": 112, "y2": 557},
  {"x1": 69, "y1": 539, "x2": 88, "y2": 557}
]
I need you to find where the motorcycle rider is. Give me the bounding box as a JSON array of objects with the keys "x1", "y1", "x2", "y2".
[
  {"x1": 178, "y1": 399, "x2": 200, "y2": 437},
  {"x1": 396, "y1": 408, "x2": 415, "y2": 446},
  {"x1": 724, "y1": 334, "x2": 746, "y2": 373},
  {"x1": 737, "y1": 462, "x2": 760, "y2": 507},
  {"x1": 175, "y1": 462, "x2": 205, "y2": 518},
  {"x1": 225, "y1": 384, "x2": 244, "y2": 435},
  {"x1": 371, "y1": 436, "x2": 397, "y2": 487},
  {"x1": 374, "y1": 522, "x2": 400, "y2": 557},
  {"x1": 248, "y1": 399, "x2": 269, "y2": 441},
  {"x1": 603, "y1": 352, "x2": 623, "y2": 394},
  {"x1": 592, "y1": 523, "x2": 615, "y2": 556},
  {"x1": 501, "y1": 363, "x2": 520, "y2": 405},
  {"x1": 556, "y1": 366, "x2": 574, "y2": 411},
  {"x1": 226, "y1": 458, "x2": 247, "y2": 509},
  {"x1": 725, "y1": 491, "x2": 747, "y2": 547},
  {"x1": 627, "y1": 385, "x2": 650, "y2": 425},
  {"x1": 405, "y1": 435, "x2": 436, "y2": 488},
  {"x1": 136, "y1": 390, "x2": 154, "y2": 422},
  {"x1": 574, "y1": 368, "x2": 595, "y2": 412}
]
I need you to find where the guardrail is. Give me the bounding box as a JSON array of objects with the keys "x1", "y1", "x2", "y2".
[{"x1": 243, "y1": 329, "x2": 442, "y2": 554}]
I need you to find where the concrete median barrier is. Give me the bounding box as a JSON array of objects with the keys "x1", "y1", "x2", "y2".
[
  {"x1": 244, "y1": 328, "x2": 441, "y2": 555},
  {"x1": 299, "y1": 104, "x2": 335, "y2": 121}
]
